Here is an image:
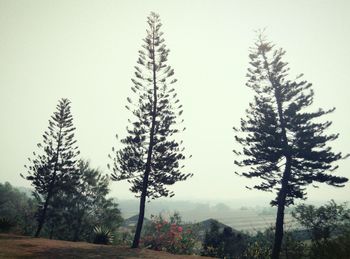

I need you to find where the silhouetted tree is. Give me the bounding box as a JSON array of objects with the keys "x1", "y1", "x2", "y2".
[
  {"x1": 202, "y1": 220, "x2": 221, "y2": 257},
  {"x1": 233, "y1": 34, "x2": 348, "y2": 259},
  {"x1": 109, "y1": 12, "x2": 192, "y2": 248},
  {"x1": 202, "y1": 221, "x2": 246, "y2": 258},
  {"x1": 26, "y1": 160, "x2": 122, "y2": 242},
  {"x1": 22, "y1": 98, "x2": 80, "y2": 237}
]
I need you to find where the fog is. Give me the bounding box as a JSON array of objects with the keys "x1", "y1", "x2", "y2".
[{"x1": 1, "y1": 0, "x2": 349, "y2": 205}]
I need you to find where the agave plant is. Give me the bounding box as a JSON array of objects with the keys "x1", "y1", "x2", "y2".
[
  {"x1": 93, "y1": 226, "x2": 114, "y2": 245},
  {"x1": 0, "y1": 217, "x2": 15, "y2": 233}
]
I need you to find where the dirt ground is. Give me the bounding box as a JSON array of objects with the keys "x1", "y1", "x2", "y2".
[{"x1": 0, "y1": 234, "x2": 211, "y2": 258}]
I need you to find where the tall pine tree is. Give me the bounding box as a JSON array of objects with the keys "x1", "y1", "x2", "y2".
[
  {"x1": 109, "y1": 12, "x2": 192, "y2": 248},
  {"x1": 22, "y1": 98, "x2": 80, "y2": 237},
  {"x1": 233, "y1": 34, "x2": 348, "y2": 259}
]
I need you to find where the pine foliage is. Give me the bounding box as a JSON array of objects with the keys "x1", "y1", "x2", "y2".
[
  {"x1": 24, "y1": 98, "x2": 80, "y2": 196},
  {"x1": 234, "y1": 33, "x2": 348, "y2": 206},
  {"x1": 22, "y1": 98, "x2": 80, "y2": 236},
  {"x1": 109, "y1": 12, "x2": 192, "y2": 200}
]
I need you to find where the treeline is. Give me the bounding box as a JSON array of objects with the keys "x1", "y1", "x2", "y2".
[
  {"x1": 201, "y1": 200, "x2": 350, "y2": 259},
  {"x1": 0, "y1": 160, "x2": 122, "y2": 242},
  {"x1": 1, "y1": 184, "x2": 350, "y2": 258},
  {"x1": 0, "y1": 182, "x2": 36, "y2": 235}
]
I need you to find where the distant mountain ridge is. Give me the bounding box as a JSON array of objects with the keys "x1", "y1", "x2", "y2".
[
  {"x1": 122, "y1": 215, "x2": 150, "y2": 227},
  {"x1": 6, "y1": 183, "x2": 345, "y2": 234}
]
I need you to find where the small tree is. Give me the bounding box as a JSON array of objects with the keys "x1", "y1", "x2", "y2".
[
  {"x1": 41, "y1": 161, "x2": 123, "y2": 241},
  {"x1": 292, "y1": 201, "x2": 350, "y2": 258},
  {"x1": 233, "y1": 34, "x2": 348, "y2": 259},
  {"x1": 109, "y1": 12, "x2": 192, "y2": 248},
  {"x1": 0, "y1": 182, "x2": 37, "y2": 235},
  {"x1": 292, "y1": 200, "x2": 350, "y2": 244},
  {"x1": 142, "y1": 213, "x2": 197, "y2": 254},
  {"x1": 22, "y1": 98, "x2": 80, "y2": 237},
  {"x1": 202, "y1": 221, "x2": 246, "y2": 258},
  {"x1": 70, "y1": 160, "x2": 113, "y2": 241}
]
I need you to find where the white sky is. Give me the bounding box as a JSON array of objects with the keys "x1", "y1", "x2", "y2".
[{"x1": 0, "y1": 0, "x2": 349, "y2": 204}]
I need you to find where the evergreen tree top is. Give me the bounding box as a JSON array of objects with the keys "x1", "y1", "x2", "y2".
[
  {"x1": 234, "y1": 34, "x2": 348, "y2": 206},
  {"x1": 109, "y1": 12, "x2": 192, "y2": 200},
  {"x1": 22, "y1": 98, "x2": 80, "y2": 196}
]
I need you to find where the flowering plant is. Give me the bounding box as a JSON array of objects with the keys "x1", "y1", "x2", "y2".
[{"x1": 141, "y1": 212, "x2": 197, "y2": 254}]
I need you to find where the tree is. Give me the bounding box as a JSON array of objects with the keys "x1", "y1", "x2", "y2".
[
  {"x1": 292, "y1": 200, "x2": 350, "y2": 244},
  {"x1": 202, "y1": 221, "x2": 246, "y2": 258},
  {"x1": 0, "y1": 182, "x2": 37, "y2": 235},
  {"x1": 233, "y1": 34, "x2": 348, "y2": 259},
  {"x1": 29, "y1": 160, "x2": 123, "y2": 242},
  {"x1": 109, "y1": 12, "x2": 192, "y2": 248},
  {"x1": 22, "y1": 98, "x2": 80, "y2": 237},
  {"x1": 201, "y1": 220, "x2": 221, "y2": 257},
  {"x1": 292, "y1": 201, "x2": 350, "y2": 258},
  {"x1": 69, "y1": 160, "x2": 112, "y2": 241},
  {"x1": 70, "y1": 160, "x2": 123, "y2": 242}
]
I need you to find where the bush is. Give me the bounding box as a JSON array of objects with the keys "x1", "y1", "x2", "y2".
[
  {"x1": 0, "y1": 182, "x2": 37, "y2": 235},
  {"x1": 292, "y1": 201, "x2": 350, "y2": 259},
  {"x1": 113, "y1": 231, "x2": 133, "y2": 246},
  {"x1": 308, "y1": 227, "x2": 350, "y2": 259},
  {"x1": 93, "y1": 226, "x2": 114, "y2": 245},
  {"x1": 281, "y1": 231, "x2": 308, "y2": 259},
  {"x1": 243, "y1": 241, "x2": 271, "y2": 259},
  {"x1": 243, "y1": 227, "x2": 310, "y2": 259},
  {"x1": 0, "y1": 217, "x2": 15, "y2": 233},
  {"x1": 201, "y1": 220, "x2": 247, "y2": 258},
  {"x1": 141, "y1": 213, "x2": 197, "y2": 255}
]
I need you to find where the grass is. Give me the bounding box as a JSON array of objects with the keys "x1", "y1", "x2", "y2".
[{"x1": 0, "y1": 234, "x2": 210, "y2": 258}]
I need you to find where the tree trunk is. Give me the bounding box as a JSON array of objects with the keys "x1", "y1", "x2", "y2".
[
  {"x1": 131, "y1": 27, "x2": 158, "y2": 249},
  {"x1": 272, "y1": 194, "x2": 286, "y2": 259},
  {"x1": 131, "y1": 115, "x2": 155, "y2": 248},
  {"x1": 271, "y1": 157, "x2": 291, "y2": 259},
  {"x1": 73, "y1": 211, "x2": 84, "y2": 242},
  {"x1": 131, "y1": 181, "x2": 148, "y2": 248},
  {"x1": 34, "y1": 126, "x2": 62, "y2": 238},
  {"x1": 34, "y1": 192, "x2": 51, "y2": 237},
  {"x1": 49, "y1": 220, "x2": 54, "y2": 239},
  {"x1": 261, "y1": 50, "x2": 292, "y2": 259}
]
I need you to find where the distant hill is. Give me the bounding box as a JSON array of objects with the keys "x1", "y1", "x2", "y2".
[
  {"x1": 122, "y1": 215, "x2": 150, "y2": 228},
  {"x1": 197, "y1": 218, "x2": 233, "y2": 232},
  {"x1": 194, "y1": 218, "x2": 245, "y2": 240},
  {"x1": 5, "y1": 184, "x2": 319, "y2": 234}
]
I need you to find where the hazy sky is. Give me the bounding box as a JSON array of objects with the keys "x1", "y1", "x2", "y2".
[{"x1": 1, "y1": 0, "x2": 349, "y2": 204}]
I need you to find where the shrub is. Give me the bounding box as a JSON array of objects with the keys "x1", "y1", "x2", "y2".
[
  {"x1": 281, "y1": 231, "x2": 308, "y2": 259},
  {"x1": 0, "y1": 182, "x2": 37, "y2": 235},
  {"x1": 141, "y1": 213, "x2": 197, "y2": 254},
  {"x1": 113, "y1": 231, "x2": 133, "y2": 246},
  {"x1": 243, "y1": 241, "x2": 271, "y2": 259},
  {"x1": 243, "y1": 227, "x2": 308, "y2": 259},
  {"x1": 93, "y1": 226, "x2": 114, "y2": 245},
  {"x1": 292, "y1": 201, "x2": 350, "y2": 259},
  {"x1": 0, "y1": 217, "x2": 15, "y2": 233},
  {"x1": 201, "y1": 220, "x2": 248, "y2": 258},
  {"x1": 308, "y1": 228, "x2": 350, "y2": 259}
]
